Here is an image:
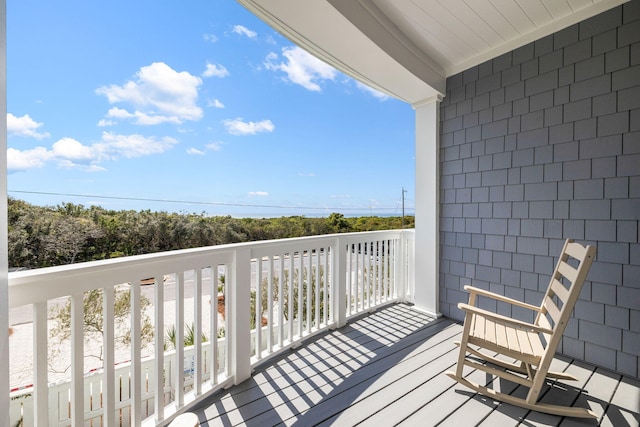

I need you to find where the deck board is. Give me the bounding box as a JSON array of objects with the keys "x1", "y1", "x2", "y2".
[{"x1": 191, "y1": 304, "x2": 640, "y2": 427}]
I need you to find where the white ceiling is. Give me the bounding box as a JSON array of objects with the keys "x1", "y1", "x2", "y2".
[
  {"x1": 237, "y1": 0, "x2": 628, "y2": 105},
  {"x1": 366, "y1": 0, "x2": 628, "y2": 76}
]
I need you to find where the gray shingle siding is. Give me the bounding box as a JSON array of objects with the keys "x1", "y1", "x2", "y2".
[{"x1": 438, "y1": 1, "x2": 640, "y2": 378}]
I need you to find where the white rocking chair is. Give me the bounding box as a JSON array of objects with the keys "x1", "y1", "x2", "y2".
[{"x1": 446, "y1": 239, "x2": 597, "y2": 418}]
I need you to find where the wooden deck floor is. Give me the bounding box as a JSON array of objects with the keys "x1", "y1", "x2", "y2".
[{"x1": 191, "y1": 304, "x2": 640, "y2": 427}]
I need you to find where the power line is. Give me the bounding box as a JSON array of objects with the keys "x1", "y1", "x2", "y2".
[{"x1": 9, "y1": 190, "x2": 415, "y2": 212}]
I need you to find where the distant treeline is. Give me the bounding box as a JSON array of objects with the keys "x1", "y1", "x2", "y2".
[{"x1": 8, "y1": 198, "x2": 414, "y2": 269}]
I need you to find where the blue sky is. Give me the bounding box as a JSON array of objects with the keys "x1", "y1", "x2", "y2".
[{"x1": 7, "y1": 0, "x2": 416, "y2": 217}]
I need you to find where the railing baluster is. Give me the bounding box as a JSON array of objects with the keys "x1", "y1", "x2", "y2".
[
  {"x1": 346, "y1": 245, "x2": 352, "y2": 317},
  {"x1": 324, "y1": 247, "x2": 329, "y2": 325},
  {"x1": 278, "y1": 254, "x2": 284, "y2": 348},
  {"x1": 369, "y1": 242, "x2": 372, "y2": 308},
  {"x1": 154, "y1": 274, "x2": 165, "y2": 422},
  {"x1": 194, "y1": 268, "x2": 202, "y2": 396},
  {"x1": 70, "y1": 292, "x2": 84, "y2": 426},
  {"x1": 360, "y1": 243, "x2": 365, "y2": 311},
  {"x1": 315, "y1": 249, "x2": 320, "y2": 329},
  {"x1": 33, "y1": 301, "x2": 48, "y2": 427},
  {"x1": 175, "y1": 272, "x2": 185, "y2": 407},
  {"x1": 288, "y1": 253, "x2": 293, "y2": 343},
  {"x1": 395, "y1": 238, "x2": 401, "y2": 300},
  {"x1": 380, "y1": 241, "x2": 385, "y2": 303},
  {"x1": 306, "y1": 249, "x2": 312, "y2": 333},
  {"x1": 255, "y1": 257, "x2": 262, "y2": 360},
  {"x1": 210, "y1": 266, "x2": 218, "y2": 386},
  {"x1": 267, "y1": 256, "x2": 273, "y2": 353},
  {"x1": 297, "y1": 252, "x2": 303, "y2": 337},
  {"x1": 387, "y1": 240, "x2": 391, "y2": 299},
  {"x1": 363, "y1": 243, "x2": 367, "y2": 310},
  {"x1": 372, "y1": 242, "x2": 376, "y2": 306},
  {"x1": 378, "y1": 241, "x2": 383, "y2": 304},
  {"x1": 103, "y1": 286, "x2": 115, "y2": 427},
  {"x1": 223, "y1": 264, "x2": 230, "y2": 379},
  {"x1": 131, "y1": 281, "x2": 142, "y2": 427},
  {"x1": 393, "y1": 239, "x2": 398, "y2": 299}
]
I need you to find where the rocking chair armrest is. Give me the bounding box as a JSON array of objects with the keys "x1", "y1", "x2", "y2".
[
  {"x1": 458, "y1": 303, "x2": 554, "y2": 335},
  {"x1": 464, "y1": 285, "x2": 541, "y2": 312}
]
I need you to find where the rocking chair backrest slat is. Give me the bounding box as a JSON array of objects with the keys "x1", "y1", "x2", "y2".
[
  {"x1": 564, "y1": 240, "x2": 589, "y2": 260},
  {"x1": 535, "y1": 239, "x2": 596, "y2": 335},
  {"x1": 557, "y1": 260, "x2": 578, "y2": 283},
  {"x1": 550, "y1": 278, "x2": 570, "y2": 303},
  {"x1": 543, "y1": 295, "x2": 562, "y2": 324}
]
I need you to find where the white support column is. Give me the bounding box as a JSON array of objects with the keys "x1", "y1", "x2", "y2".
[
  {"x1": 413, "y1": 95, "x2": 443, "y2": 318},
  {"x1": 0, "y1": 2, "x2": 8, "y2": 426},
  {"x1": 333, "y1": 239, "x2": 346, "y2": 328},
  {"x1": 230, "y1": 247, "x2": 251, "y2": 385}
]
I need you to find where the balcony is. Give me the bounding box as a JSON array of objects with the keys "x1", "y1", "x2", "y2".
[
  {"x1": 8, "y1": 230, "x2": 416, "y2": 426},
  {"x1": 9, "y1": 229, "x2": 639, "y2": 427}
]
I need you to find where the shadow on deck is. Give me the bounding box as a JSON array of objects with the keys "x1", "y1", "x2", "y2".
[{"x1": 190, "y1": 304, "x2": 640, "y2": 426}]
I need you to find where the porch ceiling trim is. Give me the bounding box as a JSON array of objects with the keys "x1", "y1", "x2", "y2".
[{"x1": 236, "y1": 0, "x2": 444, "y2": 105}]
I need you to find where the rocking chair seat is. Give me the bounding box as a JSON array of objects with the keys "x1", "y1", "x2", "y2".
[{"x1": 462, "y1": 305, "x2": 545, "y2": 366}]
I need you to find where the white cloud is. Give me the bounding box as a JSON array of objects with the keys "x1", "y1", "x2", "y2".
[
  {"x1": 355, "y1": 81, "x2": 390, "y2": 100},
  {"x1": 187, "y1": 147, "x2": 205, "y2": 155},
  {"x1": 7, "y1": 132, "x2": 178, "y2": 172},
  {"x1": 223, "y1": 118, "x2": 275, "y2": 136},
  {"x1": 95, "y1": 132, "x2": 178, "y2": 159},
  {"x1": 57, "y1": 160, "x2": 107, "y2": 172},
  {"x1": 207, "y1": 98, "x2": 225, "y2": 108},
  {"x1": 206, "y1": 141, "x2": 224, "y2": 151},
  {"x1": 298, "y1": 172, "x2": 316, "y2": 177},
  {"x1": 7, "y1": 147, "x2": 51, "y2": 170},
  {"x1": 104, "y1": 107, "x2": 181, "y2": 125},
  {"x1": 7, "y1": 113, "x2": 50, "y2": 140},
  {"x1": 52, "y1": 137, "x2": 95, "y2": 160},
  {"x1": 203, "y1": 33, "x2": 218, "y2": 43},
  {"x1": 232, "y1": 25, "x2": 257, "y2": 39},
  {"x1": 265, "y1": 46, "x2": 337, "y2": 92},
  {"x1": 98, "y1": 119, "x2": 116, "y2": 127},
  {"x1": 202, "y1": 63, "x2": 229, "y2": 78},
  {"x1": 96, "y1": 62, "x2": 203, "y2": 125},
  {"x1": 248, "y1": 191, "x2": 269, "y2": 197}
]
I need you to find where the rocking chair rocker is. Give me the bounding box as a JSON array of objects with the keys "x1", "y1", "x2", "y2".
[{"x1": 446, "y1": 239, "x2": 597, "y2": 418}]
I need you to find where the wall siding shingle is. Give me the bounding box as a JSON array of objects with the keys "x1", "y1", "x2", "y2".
[{"x1": 438, "y1": 3, "x2": 640, "y2": 378}]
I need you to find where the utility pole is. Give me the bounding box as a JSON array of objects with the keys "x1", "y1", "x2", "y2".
[{"x1": 401, "y1": 187, "x2": 407, "y2": 228}]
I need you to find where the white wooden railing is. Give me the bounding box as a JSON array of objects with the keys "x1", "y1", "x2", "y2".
[{"x1": 8, "y1": 230, "x2": 415, "y2": 427}]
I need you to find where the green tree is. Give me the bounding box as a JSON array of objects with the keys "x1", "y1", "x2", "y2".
[
  {"x1": 327, "y1": 212, "x2": 350, "y2": 233},
  {"x1": 44, "y1": 215, "x2": 103, "y2": 264}
]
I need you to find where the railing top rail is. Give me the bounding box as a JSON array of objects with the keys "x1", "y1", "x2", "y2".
[{"x1": 8, "y1": 229, "x2": 414, "y2": 308}]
